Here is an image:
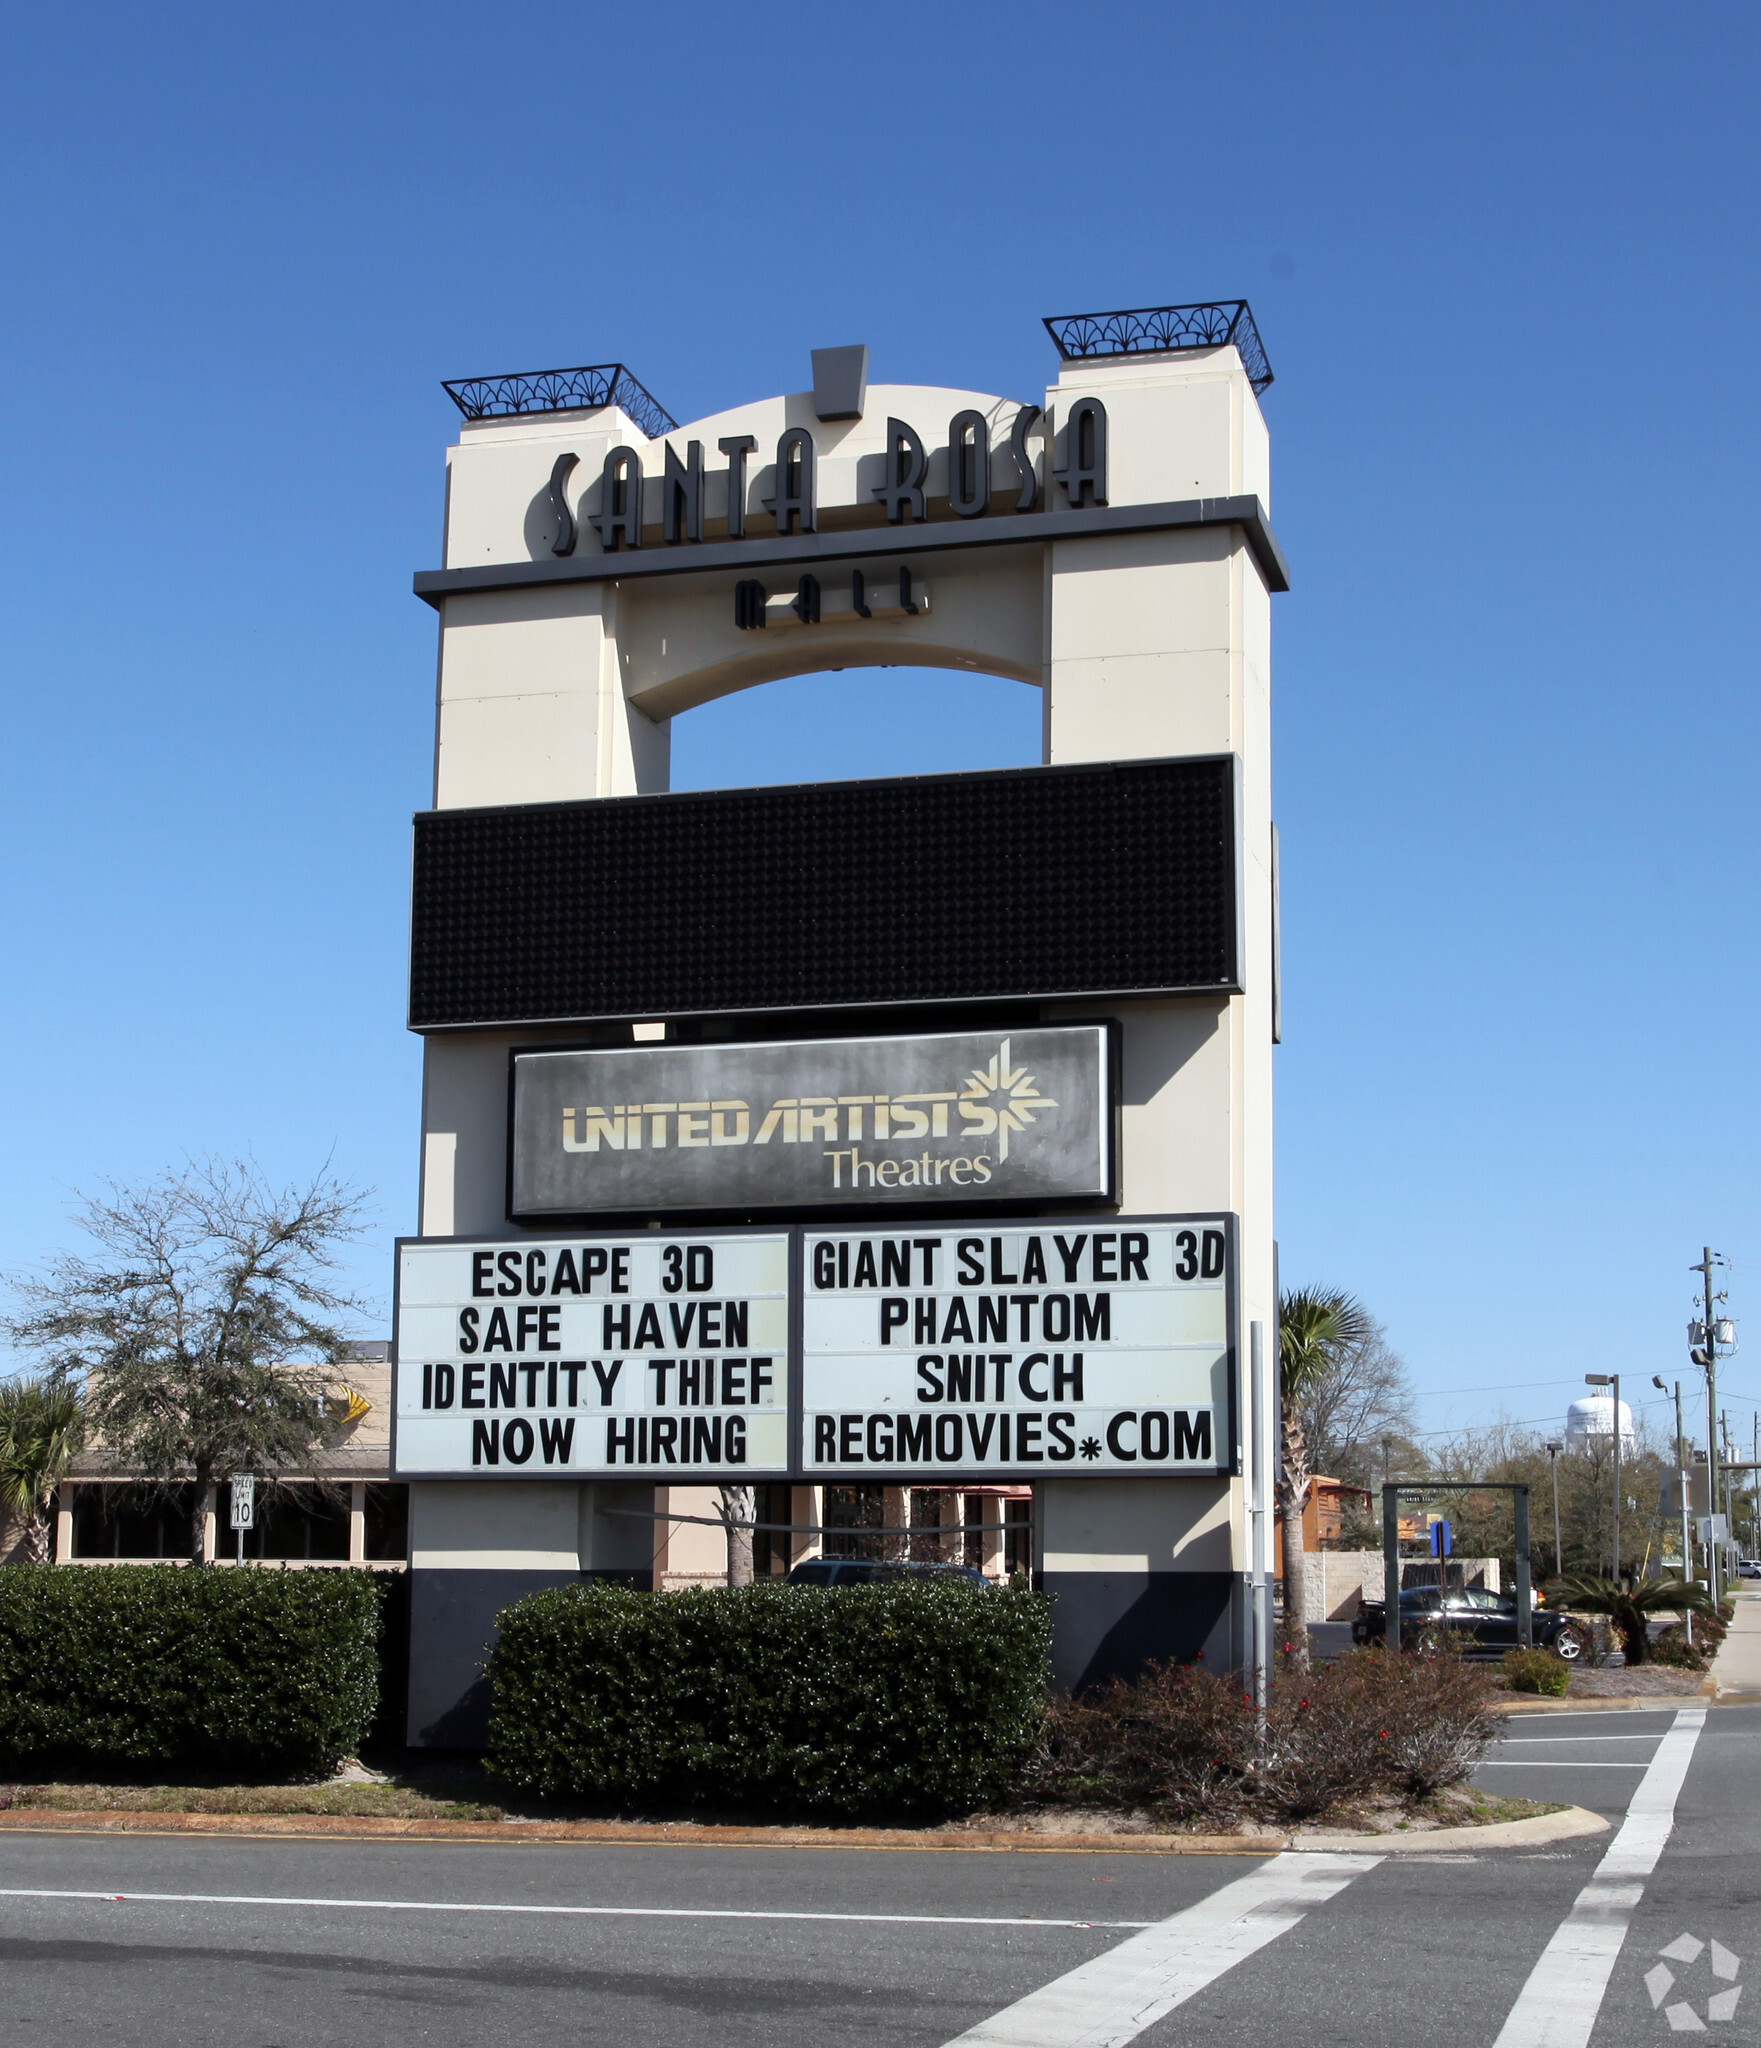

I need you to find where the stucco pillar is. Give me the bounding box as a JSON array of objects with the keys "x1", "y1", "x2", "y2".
[{"x1": 1038, "y1": 348, "x2": 1276, "y2": 1688}]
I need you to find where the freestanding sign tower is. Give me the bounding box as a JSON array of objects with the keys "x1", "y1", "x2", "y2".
[{"x1": 396, "y1": 306, "x2": 1286, "y2": 1743}]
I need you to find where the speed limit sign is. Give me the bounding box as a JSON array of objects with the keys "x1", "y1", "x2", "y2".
[{"x1": 229, "y1": 1475, "x2": 256, "y2": 1530}]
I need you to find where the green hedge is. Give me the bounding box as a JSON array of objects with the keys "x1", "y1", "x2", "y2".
[
  {"x1": 0, "y1": 1567, "x2": 382, "y2": 1776},
  {"x1": 487, "y1": 1581, "x2": 1053, "y2": 1818}
]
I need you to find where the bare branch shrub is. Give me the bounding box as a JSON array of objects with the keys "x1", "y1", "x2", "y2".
[
  {"x1": 1030, "y1": 1662, "x2": 1260, "y2": 1825},
  {"x1": 1030, "y1": 1646, "x2": 1498, "y2": 1825}
]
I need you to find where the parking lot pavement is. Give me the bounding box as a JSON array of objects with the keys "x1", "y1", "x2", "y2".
[
  {"x1": 0, "y1": 1704, "x2": 1748, "y2": 2048},
  {"x1": 1471, "y1": 1706, "x2": 1680, "y2": 1817}
]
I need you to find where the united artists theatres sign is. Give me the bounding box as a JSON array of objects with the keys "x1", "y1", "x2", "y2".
[
  {"x1": 392, "y1": 1216, "x2": 1233, "y2": 1482},
  {"x1": 508, "y1": 1027, "x2": 1112, "y2": 1217}
]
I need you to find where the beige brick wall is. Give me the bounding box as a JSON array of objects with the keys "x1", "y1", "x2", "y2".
[{"x1": 1299, "y1": 1550, "x2": 1502, "y2": 1620}]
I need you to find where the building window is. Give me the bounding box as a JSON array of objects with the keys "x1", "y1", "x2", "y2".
[
  {"x1": 963, "y1": 1494, "x2": 988, "y2": 1569},
  {"x1": 72, "y1": 1485, "x2": 198, "y2": 1559},
  {"x1": 824, "y1": 1484, "x2": 887, "y2": 1559},
  {"x1": 1004, "y1": 1497, "x2": 1032, "y2": 1577},
  {"x1": 219, "y1": 1483, "x2": 349, "y2": 1562},
  {"x1": 365, "y1": 1483, "x2": 409, "y2": 1562},
  {"x1": 909, "y1": 1488, "x2": 958, "y2": 1564},
  {"x1": 751, "y1": 1483, "x2": 792, "y2": 1579}
]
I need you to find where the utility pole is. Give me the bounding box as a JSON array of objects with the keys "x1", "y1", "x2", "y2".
[
  {"x1": 1691, "y1": 1248, "x2": 1730, "y2": 1603},
  {"x1": 1544, "y1": 1441, "x2": 1564, "y2": 1577},
  {"x1": 1655, "y1": 1376, "x2": 1693, "y2": 1645},
  {"x1": 1585, "y1": 1372, "x2": 1622, "y2": 1579}
]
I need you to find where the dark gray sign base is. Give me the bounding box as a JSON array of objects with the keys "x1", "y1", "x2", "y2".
[
  {"x1": 1044, "y1": 1569, "x2": 1237, "y2": 1693},
  {"x1": 406, "y1": 1565, "x2": 651, "y2": 1748}
]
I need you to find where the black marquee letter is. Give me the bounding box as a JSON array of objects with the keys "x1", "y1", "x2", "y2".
[
  {"x1": 947, "y1": 409, "x2": 990, "y2": 518},
  {"x1": 734, "y1": 579, "x2": 766, "y2": 629},
  {"x1": 792, "y1": 573, "x2": 821, "y2": 623},
  {"x1": 718, "y1": 434, "x2": 758, "y2": 539},
  {"x1": 1055, "y1": 397, "x2": 1108, "y2": 508},
  {"x1": 547, "y1": 451, "x2": 579, "y2": 556},
  {"x1": 663, "y1": 439, "x2": 704, "y2": 543},
  {"x1": 594, "y1": 445, "x2": 644, "y2": 550},
  {"x1": 873, "y1": 417, "x2": 928, "y2": 524},
  {"x1": 1009, "y1": 404, "x2": 1041, "y2": 512},
  {"x1": 765, "y1": 427, "x2": 817, "y2": 535}
]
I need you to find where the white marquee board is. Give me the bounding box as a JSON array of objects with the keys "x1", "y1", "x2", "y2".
[
  {"x1": 801, "y1": 1218, "x2": 1231, "y2": 1476},
  {"x1": 393, "y1": 1232, "x2": 791, "y2": 1478}
]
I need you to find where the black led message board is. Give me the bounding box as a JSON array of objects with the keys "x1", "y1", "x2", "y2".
[{"x1": 408, "y1": 755, "x2": 1239, "y2": 1030}]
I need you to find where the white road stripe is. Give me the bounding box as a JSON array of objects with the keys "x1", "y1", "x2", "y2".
[
  {"x1": 940, "y1": 1852, "x2": 1379, "y2": 2048},
  {"x1": 1491, "y1": 1703, "x2": 1706, "y2": 2048},
  {"x1": 0, "y1": 1886, "x2": 1147, "y2": 1932},
  {"x1": 1500, "y1": 1735, "x2": 1664, "y2": 1744}
]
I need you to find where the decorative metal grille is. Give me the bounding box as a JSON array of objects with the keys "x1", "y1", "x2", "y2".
[
  {"x1": 441, "y1": 364, "x2": 678, "y2": 437},
  {"x1": 1042, "y1": 303, "x2": 1272, "y2": 394}
]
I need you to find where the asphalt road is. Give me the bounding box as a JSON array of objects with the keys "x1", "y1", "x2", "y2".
[
  {"x1": 1473, "y1": 1704, "x2": 1692, "y2": 1817},
  {"x1": 0, "y1": 1702, "x2": 1754, "y2": 2048}
]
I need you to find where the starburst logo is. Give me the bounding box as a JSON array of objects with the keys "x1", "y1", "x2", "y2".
[
  {"x1": 955, "y1": 1038, "x2": 1057, "y2": 1162},
  {"x1": 1647, "y1": 1932, "x2": 1742, "y2": 2030}
]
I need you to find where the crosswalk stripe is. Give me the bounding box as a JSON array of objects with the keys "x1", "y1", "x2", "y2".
[
  {"x1": 940, "y1": 1851, "x2": 1380, "y2": 2048},
  {"x1": 1490, "y1": 1703, "x2": 1707, "y2": 2048}
]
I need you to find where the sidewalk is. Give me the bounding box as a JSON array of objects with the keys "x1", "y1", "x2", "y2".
[{"x1": 1710, "y1": 1589, "x2": 1761, "y2": 1698}]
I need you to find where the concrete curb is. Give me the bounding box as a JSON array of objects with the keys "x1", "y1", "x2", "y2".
[
  {"x1": 0, "y1": 1809, "x2": 1284, "y2": 1855},
  {"x1": 1495, "y1": 1679, "x2": 1717, "y2": 1715},
  {"x1": 0, "y1": 1798, "x2": 1613, "y2": 1856},
  {"x1": 1291, "y1": 1803, "x2": 1609, "y2": 1854}
]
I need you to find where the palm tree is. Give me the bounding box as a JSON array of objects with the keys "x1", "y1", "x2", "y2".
[
  {"x1": 1278, "y1": 1287, "x2": 1372, "y2": 1664},
  {"x1": 1547, "y1": 1572, "x2": 1714, "y2": 1666},
  {"x1": 0, "y1": 1378, "x2": 85, "y2": 1565}
]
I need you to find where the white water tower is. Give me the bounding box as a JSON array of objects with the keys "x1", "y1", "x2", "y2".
[{"x1": 1564, "y1": 1392, "x2": 1634, "y2": 1447}]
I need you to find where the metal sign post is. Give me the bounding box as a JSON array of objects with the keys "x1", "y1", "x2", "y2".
[
  {"x1": 1383, "y1": 1484, "x2": 1403, "y2": 1653},
  {"x1": 229, "y1": 1474, "x2": 255, "y2": 1566},
  {"x1": 1431, "y1": 1516, "x2": 1453, "y2": 1595}
]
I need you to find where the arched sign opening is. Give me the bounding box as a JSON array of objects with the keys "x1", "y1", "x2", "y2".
[{"x1": 670, "y1": 661, "x2": 1043, "y2": 792}]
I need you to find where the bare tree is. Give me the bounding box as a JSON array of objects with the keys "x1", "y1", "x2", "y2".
[
  {"x1": 1295, "y1": 1317, "x2": 1417, "y2": 1491},
  {"x1": 5, "y1": 1160, "x2": 369, "y2": 1566},
  {"x1": 718, "y1": 1483, "x2": 756, "y2": 1587},
  {"x1": 1423, "y1": 1416, "x2": 1673, "y2": 1582}
]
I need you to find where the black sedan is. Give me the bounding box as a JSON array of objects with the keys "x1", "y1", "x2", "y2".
[{"x1": 1352, "y1": 1586, "x2": 1586, "y2": 1660}]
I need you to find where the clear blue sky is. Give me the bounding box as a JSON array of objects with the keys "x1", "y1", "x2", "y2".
[{"x1": 2, "y1": 4, "x2": 1755, "y2": 1450}]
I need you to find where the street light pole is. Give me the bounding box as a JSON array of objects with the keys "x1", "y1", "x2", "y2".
[
  {"x1": 1544, "y1": 1441, "x2": 1564, "y2": 1577},
  {"x1": 1585, "y1": 1372, "x2": 1622, "y2": 1580},
  {"x1": 1656, "y1": 1375, "x2": 1693, "y2": 1646}
]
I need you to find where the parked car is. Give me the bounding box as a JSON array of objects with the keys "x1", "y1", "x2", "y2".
[
  {"x1": 1736, "y1": 1558, "x2": 1761, "y2": 1580},
  {"x1": 785, "y1": 1559, "x2": 990, "y2": 1588},
  {"x1": 1352, "y1": 1587, "x2": 1586, "y2": 1660}
]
